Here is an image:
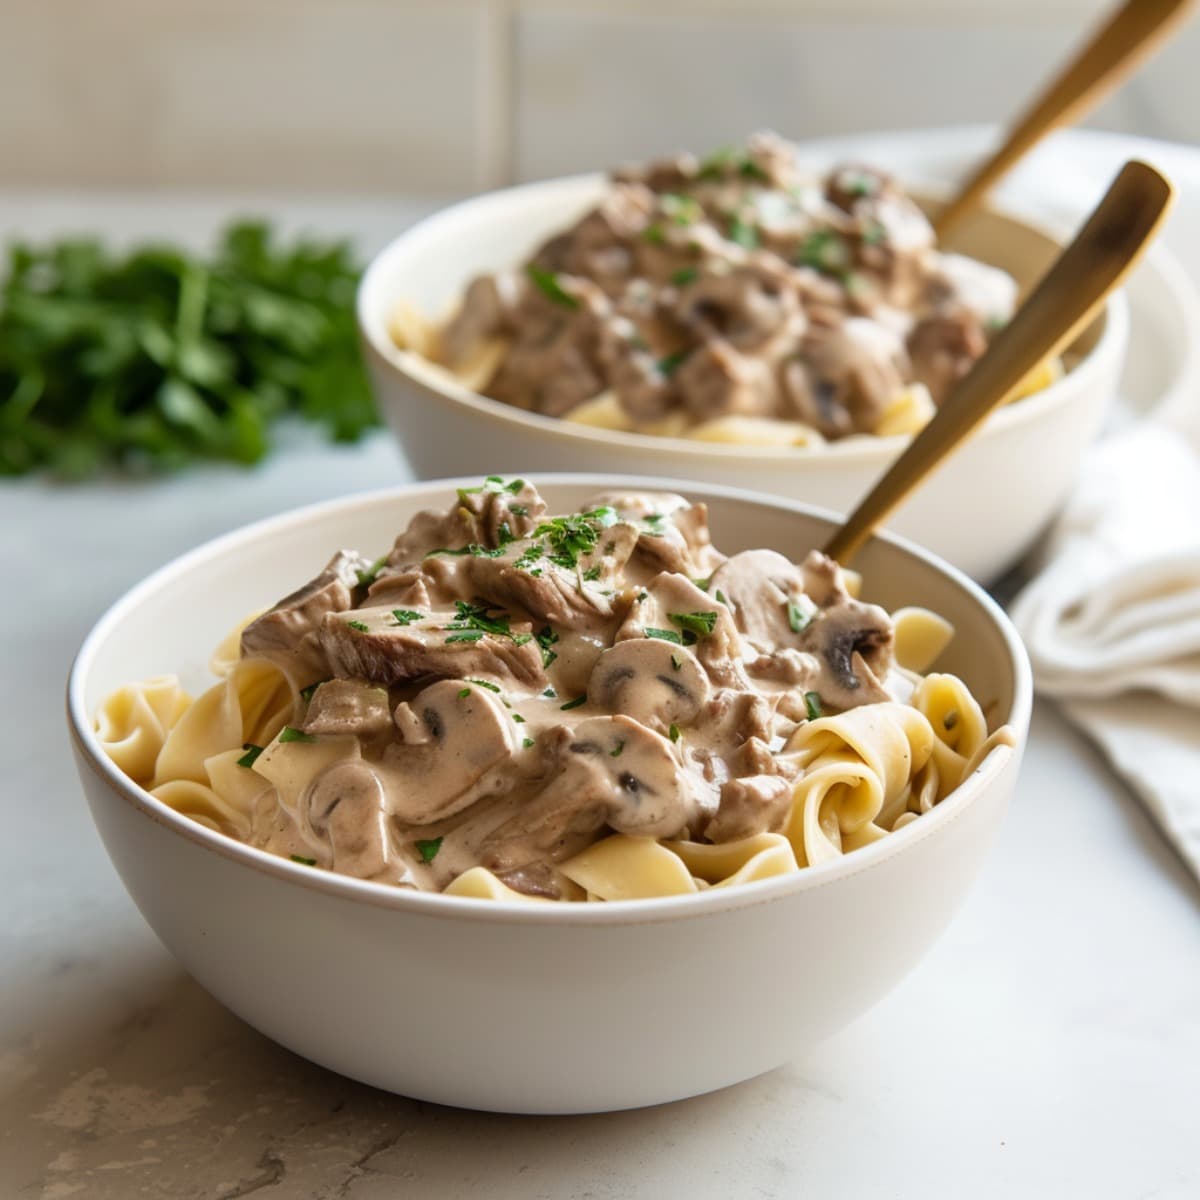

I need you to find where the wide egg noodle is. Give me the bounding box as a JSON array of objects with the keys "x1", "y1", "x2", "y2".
[
  {"x1": 559, "y1": 835, "x2": 699, "y2": 901},
  {"x1": 783, "y1": 703, "x2": 936, "y2": 867},
  {"x1": 94, "y1": 675, "x2": 192, "y2": 786},
  {"x1": 910, "y1": 673, "x2": 988, "y2": 795},
  {"x1": 892, "y1": 606, "x2": 956, "y2": 674},
  {"x1": 153, "y1": 656, "x2": 294, "y2": 788}
]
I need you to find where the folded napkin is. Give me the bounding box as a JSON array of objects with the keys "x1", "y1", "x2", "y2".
[{"x1": 1011, "y1": 388, "x2": 1200, "y2": 880}]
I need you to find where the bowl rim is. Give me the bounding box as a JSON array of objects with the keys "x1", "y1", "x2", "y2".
[
  {"x1": 356, "y1": 171, "x2": 1130, "y2": 466},
  {"x1": 68, "y1": 473, "x2": 1033, "y2": 927}
]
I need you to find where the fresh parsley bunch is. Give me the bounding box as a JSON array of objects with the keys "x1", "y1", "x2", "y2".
[{"x1": 0, "y1": 220, "x2": 377, "y2": 478}]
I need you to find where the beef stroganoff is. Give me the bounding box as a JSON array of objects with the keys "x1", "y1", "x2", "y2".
[
  {"x1": 391, "y1": 133, "x2": 1061, "y2": 447},
  {"x1": 97, "y1": 480, "x2": 1014, "y2": 902}
]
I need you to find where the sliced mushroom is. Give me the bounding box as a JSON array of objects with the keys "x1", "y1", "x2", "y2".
[
  {"x1": 801, "y1": 603, "x2": 894, "y2": 709},
  {"x1": 480, "y1": 716, "x2": 696, "y2": 873},
  {"x1": 380, "y1": 679, "x2": 517, "y2": 825},
  {"x1": 588, "y1": 637, "x2": 710, "y2": 730},
  {"x1": 708, "y1": 549, "x2": 815, "y2": 652},
  {"x1": 307, "y1": 760, "x2": 390, "y2": 878},
  {"x1": 617, "y1": 571, "x2": 747, "y2": 689}
]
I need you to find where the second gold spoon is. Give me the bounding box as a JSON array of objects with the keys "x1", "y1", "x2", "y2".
[
  {"x1": 935, "y1": 0, "x2": 1194, "y2": 240},
  {"x1": 824, "y1": 159, "x2": 1174, "y2": 567}
]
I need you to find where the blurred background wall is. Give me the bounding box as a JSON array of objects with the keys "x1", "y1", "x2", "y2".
[{"x1": 5, "y1": 0, "x2": 1197, "y2": 194}]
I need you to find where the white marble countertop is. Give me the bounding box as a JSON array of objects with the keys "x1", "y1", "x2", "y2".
[{"x1": 4, "y1": 132, "x2": 1200, "y2": 1198}]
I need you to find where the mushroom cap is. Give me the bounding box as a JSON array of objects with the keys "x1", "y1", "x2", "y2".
[
  {"x1": 588, "y1": 637, "x2": 711, "y2": 731},
  {"x1": 307, "y1": 759, "x2": 390, "y2": 878},
  {"x1": 380, "y1": 679, "x2": 517, "y2": 825}
]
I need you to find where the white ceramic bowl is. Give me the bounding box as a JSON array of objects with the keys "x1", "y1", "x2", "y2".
[
  {"x1": 358, "y1": 175, "x2": 1129, "y2": 583},
  {"x1": 68, "y1": 476, "x2": 1033, "y2": 1114}
]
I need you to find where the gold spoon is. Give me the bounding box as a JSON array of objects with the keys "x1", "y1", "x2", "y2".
[
  {"x1": 935, "y1": 0, "x2": 1194, "y2": 240},
  {"x1": 824, "y1": 159, "x2": 1174, "y2": 567}
]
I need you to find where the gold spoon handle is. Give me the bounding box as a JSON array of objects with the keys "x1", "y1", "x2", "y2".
[
  {"x1": 825, "y1": 159, "x2": 1174, "y2": 567},
  {"x1": 935, "y1": 0, "x2": 1194, "y2": 240}
]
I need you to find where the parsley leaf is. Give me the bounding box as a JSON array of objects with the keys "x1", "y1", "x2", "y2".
[
  {"x1": 526, "y1": 265, "x2": 580, "y2": 309},
  {"x1": 671, "y1": 266, "x2": 698, "y2": 286},
  {"x1": 560, "y1": 694, "x2": 587, "y2": 711},
  {"x1": 299, "y1": 680, "x2": 327, "y2": 702},
  {"x1": 279, "y1": 726, "x2": 316, "y2": 744},
  {"x1": 346, "y1": 619, "x2": 369, "y2": 632},
  {"x1": 391, "y1": 608, "x2": 423, "y2": 626},
  {"x1": 536, "y1": 625, "x2": 559, "y2": 668},
  {"x1": 787, "y1": 600, "x2": 812, "y2": 634},
  {"x1": 610, "y1": 740, "x2": 625, "y2": 758},
  {"x1": 415, "y1": 837, "x2": 443, "y2": 863},
  {"x1": 669, "y1": 611, "x2": 718, "y2": 638},
  {"x1": 290, "y1": 854, "x2": 317, "y2": 866},
  {"x1": 237, "y1": 743, "x2": 264, "y2": 768},
  {"x1": 804, "y1": 691, "x2": 823, "y2": 721},
  {"x1": 668, "y1": 723, "x2": 681, "y2": 743},
  {"x1": 355, "y1": 555, "x2": 387, "y2": 587},
  {"x1": 645, "y1": 627, "x2": 684, "y2": 645}
]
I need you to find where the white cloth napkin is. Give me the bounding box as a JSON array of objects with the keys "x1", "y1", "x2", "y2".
[{"x1": 1011, "y1": 388, "x2": 1200, "y2": 880}]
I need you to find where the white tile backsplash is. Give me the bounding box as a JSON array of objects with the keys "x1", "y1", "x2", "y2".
[
  {"x1": 0, "y1": 0, "x2": 497, "y2": 192},
  {"x1": 0, "y1": 0, "x2": 1194, "y2": 192},
  {"x1": 512, "y1": 7, "x2": 1160, "y2": 181}
]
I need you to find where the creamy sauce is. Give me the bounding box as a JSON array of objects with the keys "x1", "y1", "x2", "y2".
[
  {"x1": 432, "y1": 133, "x2": 1018, "y2": 437},
  {"x1": 238, "y1": 480, "x2": 901, "y2": 897}
]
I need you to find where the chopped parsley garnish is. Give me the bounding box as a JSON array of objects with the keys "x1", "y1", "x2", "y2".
[
  {"x1": 457, "y1": 474, "x2": 527, "y2": 500},
  {"x1": 861, "y1": 219, "x2": 887, "y2": 246},
  {"x1": 511, "y1": 632, "x2": 533, "y2": 646},
  {"x1": 641, "y1": 224, "x2": 665, "y2": 245},
  {"x1": 445, "y1": 600, "x2": 521, "y2": 644},
  {"x1": 646, "y1": 627, "x2": 684, "y2": 645},
  {"x1": 658, "y1": 351, "x2": 688, "y2": 377},
  {"x1": 458, "y1": 687, "x2": 471, "y2": 698},
  {"x1": 583, "y1": 564, "x2": 602, "y2": 581},
  {"x1": 739, "y1": 158, "x2": 771, "y2": 183},
  {"x1": 798, "y1": 230, "x2": 851, "y2": 276},
  {"x1": 668, "y1": 723, "x2": 681, "y2": 743},
  {"x1": 415, "y1": 837, "x2": 443, "y2": 863},
  {"x1": 729, "y1": 216, "x2": 758, "y2": 250},
  {"x1": 299, "y1": 680, "x2": 327, "y2": 702},
  {"x1": 944, "y1": 709, "x2": 959, "y2": 731},
  {"x1": 527, "y1": 264, "x2": 579, "y2": 309},
  {"x1": 661, "y1": 193, "x2": 702, "y2": 226},
  {"x1": 713, "y1": 589, "x2": 728, "y2": 606},
  {"x1": 560, "y1": 694, "x2": 587, "y2": 711},
  {"x1": 698, "y1": 146, "x2": 736, "y2": 178},
  {"x1": 237, "y1": 743, "x2": 264, "y2": 768},
  {"x1": 467, "y1": 678, "x2": 501, "y2": 693},
  {"x1": 509, "y1": 503, "x2": 529, "y2": 517},
  {"x1": 669, "y1": 610, "x2": 718, "y2": 638},
  {"x1": 693, "y1": 576, "x2": 711, "y2": 590},
  {"x1": 279, "y1": 726, "x2": 316, "y2": 744},
  {"x1": 637, "y1": 590, "x2": 648, "y2": 602},
  {"x1": 787, "y1": 600, "x2": 812, "y2": 634},
  {"x1": 536, "y1": 625, "x2": 560, "y2": 668},
  {"x1": 391, "y1": 608, "x2": 423, "y2": 626},
  {"x1": 671, "y1": 655, "x2": 682, "y2": 672},
  {"x1": 290, "y1": 854, "x2": 317, "y2": 866},
  {"x1": 513, "y1": 542, "x2": 544, "y2": 571},
  {"x1": 671, "y1": 266, "x2": 698, "y2": 286},
  {"x1": 425, "y1": 542, "x2": 506, "y2": 559},
  {"x1": 530, "y1": 507, "x2": 619, "y2": 571},
  {"x1": 522, "y1": 737, "x2": 535, "y2": 749},
  {"x1": 542, "y1": 686, "x2": 557, "y2": 699},
  {"x1": 512, "y1": 713, "x2": 526, "y2": 723},
  {"x1": 346, "y1": 619, "x2": 369, "y2": 632},
  {"x1": 804, "y1": 691, "x2": 823, "y2": 721},
  {"x1": 610, "y1": 740, "x2": 625, "y2": 758},
  {"x1": 355, "y1": 555, "x2": 387, "y2": 588}
]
